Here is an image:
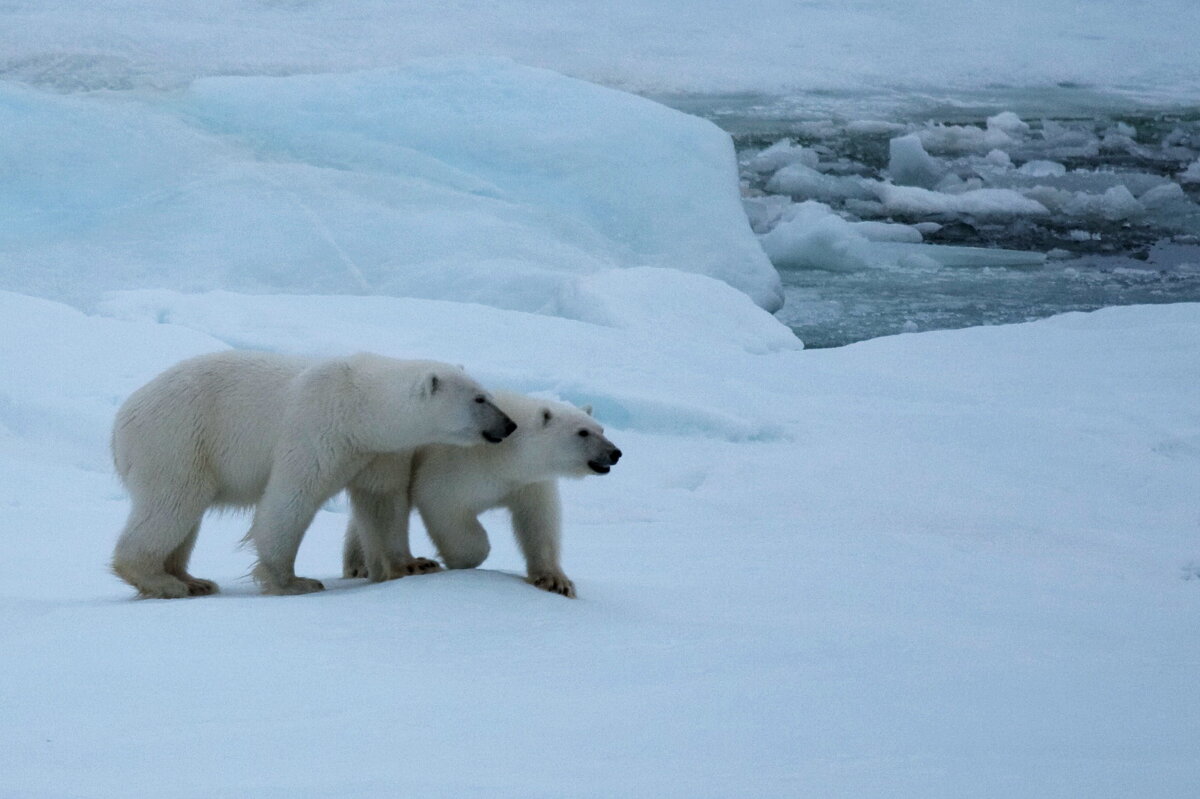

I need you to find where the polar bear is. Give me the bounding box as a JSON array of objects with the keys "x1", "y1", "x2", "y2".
[
  {"x1": 342, "y1": 391, "x2": 622, "y2": 597},
  {"x1": 111, "y1": 351, "x2": 515, "y2": 598}
]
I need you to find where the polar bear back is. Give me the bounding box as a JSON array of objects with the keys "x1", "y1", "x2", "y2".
[{"x1": 113, "y1": 351, "x2": 316, "y2": 507}]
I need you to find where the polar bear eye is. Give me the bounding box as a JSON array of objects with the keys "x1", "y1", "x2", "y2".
[
  {"x1": 577, "y1": 429, "x2": 590, "y2": 438},
  {"x1": 474, "y1": 395, "x2": 486, "y2": 404}
]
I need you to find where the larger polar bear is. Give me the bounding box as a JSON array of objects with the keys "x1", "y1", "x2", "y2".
[
  {"x1": 342, "y1": 391, "x2": 622, "y2": 597},
  {"x1": 111, "y1": 351, "x2": 516, "y2": 598}
]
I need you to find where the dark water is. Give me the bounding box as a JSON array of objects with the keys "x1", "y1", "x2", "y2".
[{"x1": 774, "y1": 242, "x2": 1200, "y2": 348}]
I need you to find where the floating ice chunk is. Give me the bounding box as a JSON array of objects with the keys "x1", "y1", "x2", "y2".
[
  {"x1": 1017, "y1": 160, "x2": 1067, "y2": 178},
  {"x1": 935, "y1": 173, "x2": 984, "y2": 194},
  {"x1": 757, "y1": 201, "x2": 876, "y2": 271},
  {"x1": 1180, "y1": 159, "x2": 1200, "y2": 184},
  {"x1": 1079, "y1": 185, "x2": 1145, "y2": 221},
  {"x1": 985, "y1": 149, "x2": 1013, "y2": 169},
  {"x1": 896, "y1": 252, "x2": 942, "y2": 271},
  {"x1": 743, "y1": 139, "x2": 819, "y2": 174},
  {"x1": 888, "y1": 133, "x2": 944, "y2": 188},
  {"x1": 1140, "y1": 182, "x2": 1188, "y2": 210},
  {"x1": 765, "y1": 162, "x2": 874, "y2": 202},
  {"x1": 1039, "y1": 120, "x2": 1101, "y2": 158},
  {"x1": 918, "y1": 123, "x2": 1012, "y2": 155},
  {"x1": 741, "y1": 194, "x2": 792, "y2": 234},
  {"x1": 846, "y1": 120, "x2": 908, "y2": 135},
  {"x1": 872, "y1": 242, "x2": 1046, "y2": 268},
  {"x1": 850, "y1": 220, "x2": 923, "y2": 243},
  {"x1": 991, "y1": 166, "x2": 1167, "y2": 197},
  {"x1": 755, "y1": 200, "x2": 1041, "y2": 272},
  {"x1": 987, "y1": 111, "x2": 1030, "y2": 137},
  {"x1": 1027, "y1": 185, "x2": 1145, "y2": 222},
  {"x1": 873, "y1": 183, "x2": 1050, "y2": 219},
  {"x1": 1100, "y1": 131, "x2": 1137, "y2": 153}
]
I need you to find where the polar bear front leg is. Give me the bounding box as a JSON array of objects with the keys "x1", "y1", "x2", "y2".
[
  {"x1": 247, "y1": 461, "x2": 332, "y2": 595},
  {"x1": 508, "y1": 481, "x2": 575, "y2": 598},
  {"x1": 347, "y1": 488, "x2": 440, "y2": 581},
  {"x1": 420, "y1": 504, "x2": 491, "y2": 570}
]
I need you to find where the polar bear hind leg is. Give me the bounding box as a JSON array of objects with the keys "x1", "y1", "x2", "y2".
[
  {"x1": 112, "y1": 493, "x2": 214, "y2": 599},
  {"x1": 164, "y1": 524, "x2": 218, "y2": 596}
]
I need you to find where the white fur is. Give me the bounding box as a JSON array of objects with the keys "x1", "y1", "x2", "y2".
[
  {"x1": 111, "y1": 350, "x2": 511, "y2": 598},
  {"x1": 343, "y1": 391, "x2": 622, "y2": 597}
]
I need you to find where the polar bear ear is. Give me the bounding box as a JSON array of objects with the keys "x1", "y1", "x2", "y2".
[
  {"x1": 581, "y1": 404, "x2": 593, "y2": 416},
  {"x1": 542, "y1": 408, "x2": 553, "y2": 426}
]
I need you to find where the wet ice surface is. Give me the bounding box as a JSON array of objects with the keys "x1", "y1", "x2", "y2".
[{"x1": 688, "y1": 96, "x2": 1200, "y2": 347}]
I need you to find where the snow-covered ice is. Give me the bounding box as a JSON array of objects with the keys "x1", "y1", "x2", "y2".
[
  {"x1": 2, "y1": 288, "x2": 1199, "y2": 798},
  {"x1": 3, "y1": 2, "x2": 1200, "y2": 797},
  {"x1": 0, "y1": 63, "x2": 782, "y2": 313}
]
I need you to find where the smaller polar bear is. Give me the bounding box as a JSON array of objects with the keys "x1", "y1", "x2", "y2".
[
  {"x1": 343, "y1": 391, "x2": 622, "y2": 597},
  {"x1": 111, "y1": 351, "x2": 515, "y2": 598}
]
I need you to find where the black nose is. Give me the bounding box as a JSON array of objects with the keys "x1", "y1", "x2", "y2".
[
  {"x1": 609, "y1": 448, "x2": 622, "y2": 463},
  {"x1": 503, "y1": 418, "x2": 518, "y2": 436}
]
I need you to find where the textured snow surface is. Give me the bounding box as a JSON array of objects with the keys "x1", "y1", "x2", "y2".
[{"x1": 1, "y1": 290, "x2": 1198, "y2": 798}]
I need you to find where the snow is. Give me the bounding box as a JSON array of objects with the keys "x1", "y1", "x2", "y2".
[
  {"x1": 2, "y1": 288, "x2": 1199, "y2": 798},
  {"x1": 3, "y1": 0, "x2": 1200, "y2": 107},
  {"x1": 0, "y1": 63, "x2": 782, "y2": 313},
  {"x1": 3, "y1": 2, "x2": 1200, "y2": 797}
]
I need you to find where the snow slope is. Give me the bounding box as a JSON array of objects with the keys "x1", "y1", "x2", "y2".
[{"x1": 1, "y1": 290, "x2": 1198, "y2": 798}]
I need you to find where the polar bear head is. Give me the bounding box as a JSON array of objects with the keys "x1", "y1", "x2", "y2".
[
  {"x1": 493, "y1": 392, "x2": 622, "y2": 481},
  {"x1": 352, "y1": 356, "x2": 516, "y2": 449},
  {"x1": 423, "y1": 364, "x2": 517, "y2": 447}
]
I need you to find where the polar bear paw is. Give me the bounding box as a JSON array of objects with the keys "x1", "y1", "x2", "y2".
[
  {"x1": 363, "y1": 556, "x2": 443, "y2": 582},
  {"x1": 180, "y1": 575, "x2": 219, "y2": 596},
  {"x1": 528, "y1": 571, "x2": 576, "y2": 598},
  {"x1": 396, "y1": 557, "x2": 443, "y2": 577},
  {"x1": 264, "y1": 576, "x2": 326, "y2": 595}
]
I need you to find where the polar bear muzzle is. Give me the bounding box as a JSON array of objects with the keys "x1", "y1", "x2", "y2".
[{"x1": 587, "y1": 445, "x2": 622, "y2": 474}]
